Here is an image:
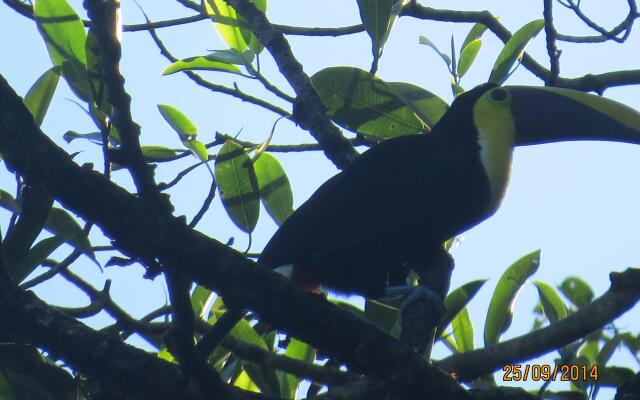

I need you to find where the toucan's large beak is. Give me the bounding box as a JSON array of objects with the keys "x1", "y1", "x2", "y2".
[{"x1": 506, "y1": 86, "x2": 640, "y2": 146}]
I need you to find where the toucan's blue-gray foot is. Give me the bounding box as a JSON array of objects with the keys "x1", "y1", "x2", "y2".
[{"x1": 396, "y1": 285, "x2": 446, "y2": 357}]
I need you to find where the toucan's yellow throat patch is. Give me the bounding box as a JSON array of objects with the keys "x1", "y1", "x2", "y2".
[{"x1": 473, "y1": 88, "x2": 517, "y2": 213}]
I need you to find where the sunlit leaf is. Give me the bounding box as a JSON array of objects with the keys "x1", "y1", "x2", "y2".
[
  {"x1": 204, "y1": 0, "x2": 266, "y2": 54},
  {"x1": 158, "y1": 104, "x2": 198, "y2": 141},
  {"x1": 386, "y1": 81, "x2": 449, "y2": 129},
  {"x1": 484, "y1": 250, "x2": 540, "y2": 346},
  {"x1": 214, "y1": 141, "x2": 259, "y2": 233},
  {"x1": 312, "y1": 66, "x2": 432, "y2": 138},
  {"x1": 279, "y1": 338, "x2": 316, "y2": 398},
  {"x1": 356, "y1": 0, "x2": 393, "y2": 71},
  {"x1": 437, "y1": 279, "x2": 486, "y2": 337},
  {"x1": 191, "y1": 285, "x2": 213, "y2": 319},
  {"x1": 254, "y1": 153, "x2": 293, "y2": 225},
  {"x1": 457, "y1": 39, "x2": 481, "y2": 78},
  {"x1": 452, "y1": 307, "x2": 474, "y2": 352},
  {"x1": 461, "y1": 22, "x2": 489, "y2": 51},
  {"x1": 141, "y1": 146, "x2": 181, "y2": 161},
  {"x1": 559, "y1": 276, "x2": 594, "y2": 308},
  {"x1": 162, "y1": 54, "x2": 244, "y2": 76},
  {"x1": 534, "y1": 280, "x2": 568, "y2": 324},
  {"x1": 24, "y1": 67, "x2": 60, "y2": 127},
  {"x1": 489, "y1": 19, "x2": 544, "y2": 84},
  {"x1": 34, "y1": 0, "x2": 92, "y2": 101},
  {"x1": 418, "y1": 35, "x2": 452, "y2": 68}
]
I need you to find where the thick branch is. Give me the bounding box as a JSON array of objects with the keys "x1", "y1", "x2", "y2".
[
  {"x1": 436, "y1": 268, "x2": 640, "y2": 381},
  {"x1": 83, "y1": 0, "x2": 170, "y2": 213},
  {"x1": 224, "y1": 0, "x2": 358, "y2": 169}
]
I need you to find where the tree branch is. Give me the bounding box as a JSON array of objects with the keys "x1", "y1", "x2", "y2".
[
  {"x1": 401, "y1": 3, "x2": 640, "y2": 93},
  {"x1": 224, "y1": 0, "x2": 358, "y2": 169},
  {"x1": 436, "y1": 268, "x2": 640, "y2": 381}
]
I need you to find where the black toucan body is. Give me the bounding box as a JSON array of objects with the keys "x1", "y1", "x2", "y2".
[{"x1": 258, "y1": 83, "x2": 640, "y2": 298}]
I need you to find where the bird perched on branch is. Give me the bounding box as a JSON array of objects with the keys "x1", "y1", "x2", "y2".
[
  {"x1": 197, "y1": 82, "x2": 640, "y2": 357},
  {"x1": 260, "y1": 82, "x2": 640, "y2": 298}
]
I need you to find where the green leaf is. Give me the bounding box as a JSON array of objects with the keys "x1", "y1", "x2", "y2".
[
  {"x1": 311, "y1": 66, "x2": 427, "y2": 138},
  {"x1": 365, "y1": 299, "x2": 400, "y2": 336},
  {"x1": 141, "y1": 146, "x2": 181, "y2": 161},
  {"x1": 184, "y1": 139, "x2": 209, "y2": 162},
  {"x1": 214, "y1": 141, "x2": 260, "y2": 233},
  {"x1": 279, "y1": 338, "x2": 316, "y2": 398},
  {"x1": 437, "y1": 279, "x2": 486, "y2": 337},
  {"x1": 45, "y1": 208, "x2": 97, "y2": 263},
  {"x1": 356, "y1": 0, "x2": 393, "y2": 70},
  {"x1": 190, "y1": 285, "x2": 213, "y2": 319},
  {"x1": 63, "y1": 130, "x2": 103, "y2": 144},
  {"x1": 204, "y1": 0, "x2": 266, "y2": 54},
  {"x1": 597, "y1": 335, "x2": 623, "y2": 366},
  {"x1": 457, "y1": 39, "x2": 481, "y2": 78},
  {"x1": 452, "y1": 307, "x2": 474, "y2": 352},
  {"x1": 24, "y1": 67, "x2": 60, "y2": 127},
  {"x1": 0, "y1": 343, "x2": 76, "y2": 400},
  {"x1": 86, "y1": 31, "x2": 110, "y2": 114},
  {"x1": 386, "y1": 81, "x2": 449, "y2": 129},
  {"x1": 484, "y1": 250, "x2": 541, "y2": 346},
  {"x1": 418, "y1": 35, "x2": 452, "y2": 68},
  {"x1": 162, "y1": 54, "x2": 244, "y2": 76},
  {"x1": 534, "y1": 280, "x2": 568, "y2": 324},
  {"x1": 578, "y1": 338, "x2": 600, "y2": 362},
  {"x1": 254, "y1": 153, "x2": 293, "y2": 226},
  {"x1": 598, "y1": 366, "x2": 635, "y2": 387},
  {"x1": 489, "y1": 19, "x2": 544, "y2": 84},
  {"x1": 559, "y1": 276, "x2": 594, "y2": 308},
  {"x1": 34, "y1": 0, "x2": 91, "y2": 102},
  {"x1": 158, "y1": 104, "x2": 198, "y2": 141},
  {"x1": 229, "y1": 320, "x2": 281, "y2": 397},
  {"x1": 461, "y1": 22, "x2": 489, "y2": 51},
  {"x1": 13, "y1": 237, "x2": 64, "y2": 283},
  {"x1": 0, "y1": 189, "x2": 22, "y2": 212}
]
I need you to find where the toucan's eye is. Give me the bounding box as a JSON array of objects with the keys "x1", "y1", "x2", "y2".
[{"x1": 490, "y1": 88, "x2": 508, "y2": 102}]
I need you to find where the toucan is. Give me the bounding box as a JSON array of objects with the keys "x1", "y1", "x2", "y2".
[
  {"x1": 196, "y1": 82, "x2": 640, "y2": 356},
  {"x1": 259, "y1": 82, "x2": 640, "y2": 297}
]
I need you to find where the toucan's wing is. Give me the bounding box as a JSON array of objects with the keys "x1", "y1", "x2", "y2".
[{"x1": 258, "y1": 133, "x2": 487, "y2": 268}]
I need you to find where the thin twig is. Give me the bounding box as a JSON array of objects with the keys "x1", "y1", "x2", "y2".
[{"x1": 543, "y1": 0, "x2": 561, "y2": 86}]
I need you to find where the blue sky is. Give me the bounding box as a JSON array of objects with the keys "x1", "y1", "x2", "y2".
[{"x1": 1, "y1": 0, "x2": 638, "y2": 394}]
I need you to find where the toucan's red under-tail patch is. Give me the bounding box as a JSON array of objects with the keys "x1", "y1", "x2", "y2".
[{"x1": 291, "y1": 264, "x2": 321, "y2": 293}]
